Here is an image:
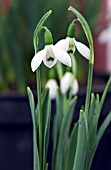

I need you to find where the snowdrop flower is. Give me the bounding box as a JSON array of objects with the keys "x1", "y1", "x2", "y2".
[
  {"x1": 60, "y1": 72, "x2": 79, "y2": 95},
  {"x1": 56, "y1": 22, "x2": 90, "y2": 60},
  {"x1": 31, "y1": 29, "x2": 71, "y2": 72},
  {"x1": 98, "y1": 24, "x2": 111, "y2": 43},
  {"x1": 45, "y1": 79, "x2": 58, "y2": 100}
]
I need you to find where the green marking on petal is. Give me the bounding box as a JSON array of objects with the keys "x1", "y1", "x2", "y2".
[
  {"x1": 67, "y1": 38, "x2": 75, "y2": 53},
  {"x1": 46, "y1": 46, "x2": 55, "y2": 62}
]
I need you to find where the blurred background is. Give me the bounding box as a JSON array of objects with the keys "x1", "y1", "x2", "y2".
[
  {"x1": 0, "y1": 0, "x2": 110, "y2": 93},
  {"x1": 0, "y1": 0, "x2": 111, "y2": 170}
]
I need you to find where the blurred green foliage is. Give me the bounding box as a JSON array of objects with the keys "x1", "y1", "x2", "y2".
[
  {"x1": 0, "y1": 0, "x2": 69, "y2": 92},
  {"x1": 0, "y1": 0, "x2": 103, "y2": 92}
]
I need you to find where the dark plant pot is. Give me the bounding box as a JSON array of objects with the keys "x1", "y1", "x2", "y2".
[
  {"x1": 0, "y1": 94, "x2": 33, "y2": 170},
  {"x1": 0, "y1": 74, "x2": 111, "y2": 170}
]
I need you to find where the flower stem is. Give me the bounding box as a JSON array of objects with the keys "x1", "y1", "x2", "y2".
[
  {"x1": 70, "y1": 53, "x2": 77, "y2": 76},
  {"x1": 85, "y1": 63, "x2": 93, "y2": 119},
  {"x1": 56, "y1": 62, "x2": 63, "y2": 81},
  {"x1": 69, "y1": 53, "x2": 77, "y2": 100},
  {"x1": 36, "y1": 68, "x2": 42, "y2": 170}
]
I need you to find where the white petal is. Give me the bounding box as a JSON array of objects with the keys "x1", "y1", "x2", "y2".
[
  {"x1": 52, "y1": 46, "x2": 71, "y2": 67},
  {"x1": 72, "y1": 79, "x2": 79, "y2": 95},
  {"x1": 43, "y1": 45, "x2": 57, "y2": 68},
  {"x1": 43, "y1": 56, "x2": 57, "y2": 68},
  {"x1": 74, "y1": 39, "x2": 90, "y2": 60},
  {"x1": 60, "y1": 72, "x2": 73, "y2": 94},
  {"x1": 31, "y1": 49, "x2": 46, "y2": 72},
  {"x1": 55, "y1": 37, "x2": 69, "y2": 51},
  {"x1": 45, "y1": 79, "x2": 58, "y2": 99}
]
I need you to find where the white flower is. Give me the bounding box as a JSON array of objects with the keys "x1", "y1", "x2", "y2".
[
  {"x1": 56, "y1": 37, "x2": 90, "y2": 60},
  {"x1": 45, "y1": 79, "x2": 58, "y2": 100},
  {"x1": 98, "y1": 24, "x2": 111, "y2": 43},
  {"x1": 31, "y1": 44, "x2": 71, "y2": 72},
  {"x1": 60, "y1": 72, "x2": 79, "y2": 95}
]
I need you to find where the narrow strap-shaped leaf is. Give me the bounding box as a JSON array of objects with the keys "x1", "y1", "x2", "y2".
[
  {"x1": 55, "y1": 96, "x2": 77, "y2": 170},
  {"x1": 89, "y1": 94, "x2": 100, "y2": 138},
  {"x1": 85, "y1": 94, "x2": 100, "y2": 170},
  {"x1": 86, "y1": 112, "x2": 111, "y2": 170},
  {"x1": 35, "y1": 87, "x2": 50, "y2": 128},
  {"x1": 33, "y1": 129, "x2": 40, "y2": 170},
  {"x1": 52, "y1": 89, "x2": 64, "y2": 170},
  {"x1": 27, "y1": 87, "x2": 36, "y2": 129},
  {"x1": 65, "y1": 122, "x2": 78, "y2": 170},
  {"x1": 99, "y1": 76, "x2": 111, "y2": 113},
  {"x1": 45, "y1": 163, "x2": 48, "y2": 170},
  {"x1": 27, "y1": 87, "x2": 40, "y2": 170},
  {"x1": 88, "y1": 93, "x2": 95, "y2": 129},
  {"x1": 42, "y1": 88, "x2": 51, "y2": 170},
  {"x1": 73, "y1": 110, "x2": 88, "y2": 170},
  {"x1": 96, "y1": 111, "x2": 111, "y2": 150},
  {"x1": 63, "y1": 138, "x2": 70, "y2": 170}
]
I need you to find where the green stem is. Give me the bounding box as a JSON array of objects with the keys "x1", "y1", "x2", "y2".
[
  {"x1": 99, "y1": 76, "x2": 111, "y2": 113},
  {"x1": 70, "y1": 53, "x2": 77, "y2": 76},
  {"x1": 85, "y1": 63, "x2": 93, "y2": 119},
  {"x1": 36, "y1": 68, "x2": 42, "y2": 170},
  {"x1": 56, "y1": 62, "x2": 63, "y2": 81},
  {"x1": 68, "y1": 53, "x2": 77, "y2": 100}
]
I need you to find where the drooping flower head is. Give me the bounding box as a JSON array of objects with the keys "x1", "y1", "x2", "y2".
[
  {"x1": 56, "y1": 22, "x2": 90, "y2": 60},
  {"x1": 45, "y1": 79, "x2": 58, "y2": 99},
  {"x1": 60, "y1": 72, "x2": 79, "y2": 95},
  {"x1": 31, "y1": 28, "x2": 71, "y2": 72}
]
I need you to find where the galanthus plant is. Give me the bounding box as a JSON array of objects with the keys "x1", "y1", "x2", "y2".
[{"x1": 27, "y1": 6, "x2": 111, "y2": 170}]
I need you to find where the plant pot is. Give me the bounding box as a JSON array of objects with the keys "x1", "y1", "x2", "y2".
[{"x1": 0, "y1": 94, "x2": 33, "y2": 170}]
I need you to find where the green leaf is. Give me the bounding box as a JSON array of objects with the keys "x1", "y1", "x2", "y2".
[
  {"x1": 85, "y1": 94, "x2": 100, "y2": 170},
  {"x1": 27, "y1": 87, "x2": 36, "y2": 128},
  {"x1": 99, "y1": 76, "x2": 111, "y2": 113},
  {"x1": 27, "y1": 87, "x2": 40, "y2": 170},
  {"x1": 45, "y1": 163, "x2": 48, "y2": 170},
  {"x1": 88, "y1": 93, "x2": 95, "y2": 129},
  {"x1": 89, "y1": 94, "x2": 100, "y2": 138},
  {"x1": 33, "y1": 10, "x2": 52, "y2": 52},
  {"x1": 96, "y1": 111, "x2": 111, "y2": 151},
  {"x1": 86, "y1": 112, "x2": 111, "y2": 170},
  {"x1": 62, "y1": 138, "x2": 70, "y2": 170},
  {"x1": 55, "y1": 96, "x2": 77, "y2": 170},
  {"x1": 65, "y1": 122, "x2": 78, "y2": 170},
  {"x1": 42, "y1": 88, "x2": 51, "y2": 170},
  {"x1": 52, "y1": 89, "x2": 64, "y2": 170},
  {"x1": 73, "y1": 110, "x2": 88, "y2": 170}
]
